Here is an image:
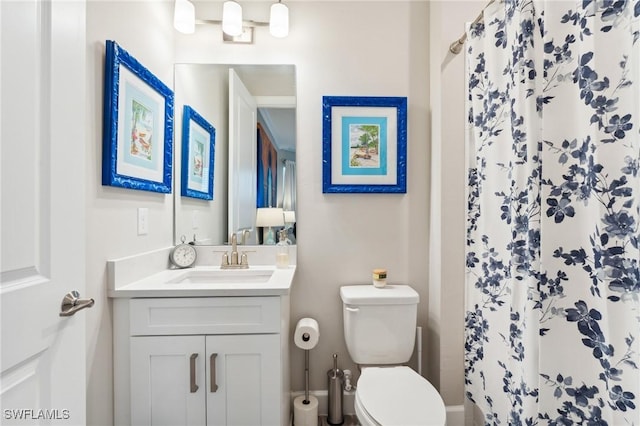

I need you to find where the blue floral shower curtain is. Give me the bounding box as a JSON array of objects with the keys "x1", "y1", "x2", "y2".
[{"x1": 465, "y1": 1, "x2": 640, "y2": 424}]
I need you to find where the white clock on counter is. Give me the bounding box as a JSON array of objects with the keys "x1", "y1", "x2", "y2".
[{"x1": 169, "y1": 236, "x2": 197, "y2": 268}]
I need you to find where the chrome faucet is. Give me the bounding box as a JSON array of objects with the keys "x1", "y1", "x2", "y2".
[{"x1": 221, "y1": 233, "x2": 249, "y2": 269}]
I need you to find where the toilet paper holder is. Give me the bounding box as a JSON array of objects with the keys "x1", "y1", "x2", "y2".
[
  {"x1": 294, "y1": 317, "x2": 320, "y2": 350},
  {"x1": 303, "y1": 345, "x2": 312, "y2": 404},
  {"x1": 293, "y1": 318, "x2": 320, "y2": 426},
  {"x1": 301, "y1": 330, "x2": 316, "y2": 404},
  {"x1": 294, "y1": 318, "x2": 319, "y2": 404}
]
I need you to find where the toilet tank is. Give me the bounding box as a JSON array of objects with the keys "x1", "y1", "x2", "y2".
[{"x1": 340, "y1": 285, "x2": 419, "y2": 365}]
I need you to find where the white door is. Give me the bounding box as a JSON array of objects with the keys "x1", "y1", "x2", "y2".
[
  {"x1": 206, "y1": 334, "x2": 280, "y2": 426},
  {"x1": 130, "y1": 336, "x2": 206, "y2": 426},
  {"x1": 0, "y1": 0, "x2": 88, "y2": 424},
  {"x1": 228, "y1": 69, "x2": 258, "y2": 243}
]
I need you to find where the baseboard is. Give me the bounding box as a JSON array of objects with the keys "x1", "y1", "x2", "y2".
[
  {"x1": 446, "y1": 405, "x2": 465, "y2": 426},
  {"x1": 291, "y1": 390, "x2": 356, "y2": 416},
  {"x1": 290, "y1": 392, "x2": 465, "y2": 425}
]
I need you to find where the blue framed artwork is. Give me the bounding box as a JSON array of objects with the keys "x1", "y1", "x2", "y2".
[
  {"x1": 102, "y1": 40, "x2": 174, "y2": 193},
  {"x1": 181, "y1": 105, "x2": 216, "y2": 200},
  {"x1": 322, "y1": 96, "x2": 407, "y2": 193}
]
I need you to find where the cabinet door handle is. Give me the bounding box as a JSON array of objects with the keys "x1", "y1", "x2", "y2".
[
  {"x1": 190, "y1": 353, "x2": 199, "y2": 393},
  {"x1": 210, "y1": 353, "x2": 218, "y2": 392}
]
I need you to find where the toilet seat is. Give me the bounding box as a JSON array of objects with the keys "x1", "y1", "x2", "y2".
[{"x1": 355, "y1": 366, "x2": 446, "y2": 426}]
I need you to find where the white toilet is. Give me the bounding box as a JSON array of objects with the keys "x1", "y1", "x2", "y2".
[{"x1": 340, "y1": 285, "x2": 446, "y2": 426}]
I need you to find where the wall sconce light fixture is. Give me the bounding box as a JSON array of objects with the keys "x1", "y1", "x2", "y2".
[
  {"x1": 174, "y1": 0, "x2": 195, "y2": 34},
  {"x1": 269, "y1": 0, "x2": 289, "y2": 38},
  {"x1": 173, "y1": 0, "x2": 289, "y2": 39},
  {"x1": 222, "y1": 0, "x2": 243, "y2": 36}
]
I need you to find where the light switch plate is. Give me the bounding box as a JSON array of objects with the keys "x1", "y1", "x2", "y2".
[
  {"x1": 137, "y1": 208, "x2": 148, "y2": 235},
  {"x1": 192, "y1": 210, "x2": 199, "y2": 230}
]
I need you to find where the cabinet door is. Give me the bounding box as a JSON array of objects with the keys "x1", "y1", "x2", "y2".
[
  {"x1": 206, "y1": 334, "x2": 280, "y2": 426},
  {"x1": 131, "y1": 336, "x2": 206, "y2": 426}
]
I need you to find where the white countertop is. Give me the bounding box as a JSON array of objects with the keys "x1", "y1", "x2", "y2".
[
  {"x1": 108, "y1": 264, "x2": 296, "y2": 298},
  {"x1": 107, "y1": 246, "x2": 296, "y2": 298}
]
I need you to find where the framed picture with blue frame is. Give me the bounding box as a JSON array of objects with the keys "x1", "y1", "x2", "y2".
[
  {"x1": 102, "y1": 40, "x2": 174, "y2": 193},
  {"x1": 181, "y1": 105, "x2": 216, "y2": 200},
  {"x1": 322, "y1": 96, "x2": 407, "y2": 193}
]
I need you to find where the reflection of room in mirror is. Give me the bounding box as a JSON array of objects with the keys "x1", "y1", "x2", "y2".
[
  {"x1": 257, "y1": 123, "x2": 278, "y2": 209},
  {"x1": 256, "y1": 207, "x2": 284, "y2": 245},
  {"x1": 283, "y1": 209, "x2": 296, "y2": 244},
  {"x1": 173, "y1": 64, "x2": 297, "y2": 246}
]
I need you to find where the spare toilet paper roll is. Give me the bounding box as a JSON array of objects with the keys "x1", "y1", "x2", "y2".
[
  {"x1": 294, "y1": 317, "x2": 320, "y2": 350},
  {"x1": 293, "y1": 395, "x2": 318, "y2": 426}
]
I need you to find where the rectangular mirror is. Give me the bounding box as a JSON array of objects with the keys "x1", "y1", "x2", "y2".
[{"x1": 174, "y1": 64, "x2": 296, "y2": 246}]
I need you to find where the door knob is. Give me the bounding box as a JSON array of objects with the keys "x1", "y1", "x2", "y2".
[{"x1": 60, "y1": 291, "x2": 95, "y2": 317}]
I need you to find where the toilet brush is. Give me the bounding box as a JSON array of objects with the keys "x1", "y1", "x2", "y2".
[{"x1": 327, "y1": 353, "x2": 344, "y2": 425}]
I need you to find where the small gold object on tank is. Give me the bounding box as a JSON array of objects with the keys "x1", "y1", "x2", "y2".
[{"x1": 372, "y1": 268, "x2": 387, "y2": 288}]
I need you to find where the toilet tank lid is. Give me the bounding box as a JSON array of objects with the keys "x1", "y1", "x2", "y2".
[{"x1": 340, "y1": 285, "x2": 419, "y2": 305}]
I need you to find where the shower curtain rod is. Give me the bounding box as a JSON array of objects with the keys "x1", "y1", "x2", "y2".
[{"x1": 448, "y1": 0, "x2": 496, "y2": 54}]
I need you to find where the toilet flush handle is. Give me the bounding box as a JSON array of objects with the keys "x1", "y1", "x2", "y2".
[{"x1": 345, "y1": 306, "x2": 359, "y2": 313}]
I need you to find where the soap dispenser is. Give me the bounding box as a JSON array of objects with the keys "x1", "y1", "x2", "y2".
[{"x1": 276, "y1": 229, "x2": 290, "y2": 268}]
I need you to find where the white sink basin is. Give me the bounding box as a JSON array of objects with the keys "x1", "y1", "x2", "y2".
[{"x1": 167, "y1": 269, "x2": 274, "y2": 284}]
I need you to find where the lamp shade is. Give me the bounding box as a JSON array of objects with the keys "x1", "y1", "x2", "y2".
[
  {"x1": 174, "y1": 0, "x2": 195, "y2": 34},
  {"x1": 256, "y1": 208, "x2": 285, "y2": 227},
  {"x1": 269, "y1": 2, "x2": 289, "y2": 38},
  {"x1": 284, "y1": 210, "x2": 296, "y2": 224},
  {"x1": 222, "y1": 0, "x2": 243, "y2": 36}
]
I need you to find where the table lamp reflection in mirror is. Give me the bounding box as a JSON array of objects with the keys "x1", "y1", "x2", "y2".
[{"x1": 256, "y1": 207, "x2": 284, "y2": 245}]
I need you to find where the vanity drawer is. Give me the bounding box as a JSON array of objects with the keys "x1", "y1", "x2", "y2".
[{"x1": 129, "y1": 297, "x2": 280, "y2": 336}]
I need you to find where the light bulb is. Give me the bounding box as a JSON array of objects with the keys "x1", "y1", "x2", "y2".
[
  {"x1": 222, "y1": 1, "x2": 243, "y2": 37},
  {"x1": 269, "y1": 2, "x2": 289, "y2": 38},
  {"x1": 173, "y1": 0, "x2": 195, "y2": 34}
]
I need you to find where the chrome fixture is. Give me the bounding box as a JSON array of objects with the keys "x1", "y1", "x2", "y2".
[
  {"x1": 220, "y1": 233, "x2": 249, "y2": 269},
  {"x1": 449, "y1": 0, "x2": 496, "y2": 54},
  {"x1": 189, "y1": 354, "x2": 199, "y2": 393},
  {"x1": 238, "y1": 228, "x2": 251, "y2": 245},
  {"x1": 173, "y1": 0, "x2": 289, "y2": 39},
  {"x1": 60, "y1": 291, "x2": 95, "y2": 317}
]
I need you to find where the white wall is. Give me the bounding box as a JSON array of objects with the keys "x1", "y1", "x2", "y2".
[
  {"x1": 428, "y1": 0, "x2": 489, "y2": 407},
  {"x1": 85, "y1": 2, "x2": 175, "y2": 425},
  {"x1": 173, "y1": 0, "x2": 429, "y2": 394},
  {"x1": 83, "y1": 1, "x2": 484, "y2": 424},
  {"x1": 174, "y1": 64, "x2": 229, "y2": 245}
]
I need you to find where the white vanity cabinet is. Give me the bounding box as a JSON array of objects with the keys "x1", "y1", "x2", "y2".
[
  {"x1": 113, "y1": 295, "x2": 290, "y2": 426},
  {"x1": 130, "y1": 334, "x2": 279, "y2": 425}
]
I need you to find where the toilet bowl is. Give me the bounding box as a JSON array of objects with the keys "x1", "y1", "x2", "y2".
[{"x1": 354, "y1": 366, "x2": 446, "y2": 426}]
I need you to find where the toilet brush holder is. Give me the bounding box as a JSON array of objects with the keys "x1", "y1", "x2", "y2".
[{"x1": 327, "y1": 353, "x2": 344, "y2": 425}]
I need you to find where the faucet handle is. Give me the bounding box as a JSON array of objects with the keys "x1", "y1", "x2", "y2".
[{"x1": 213, "y1": 250, "x2": 230, "y2": 266}]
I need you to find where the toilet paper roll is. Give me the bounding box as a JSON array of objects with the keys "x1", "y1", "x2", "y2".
[
  {"x1": 293, "y1": 395, "x2": 318, "y2": 426},
  {"x1": 294, "y1": 318, "x2": 320, "y2": 350}
]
